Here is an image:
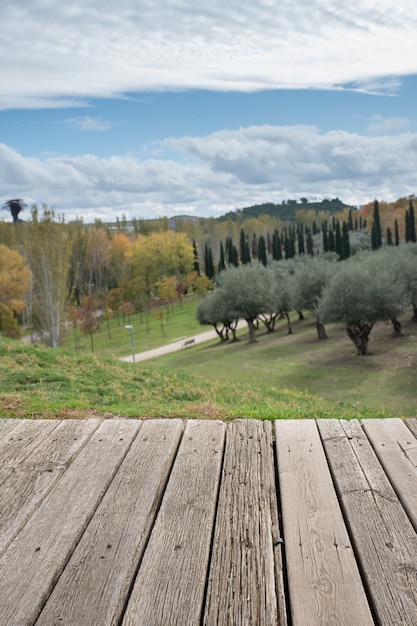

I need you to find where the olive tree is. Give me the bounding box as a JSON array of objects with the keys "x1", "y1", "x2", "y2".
[
  {"x1": 317, "y1": 253, "x2": 406, "y2": 355},
  {"x1": 290, "y1": 256, "x2": 336, "y2": 339},
  {"x1": 270, "y1": 259, "x2": 298, "y2": 334},
  {"x1": 196, "y1": 289, "x2": 239, "y2": 342},
  {"x1": 393, "y1": 243, "x2": 417, "y2": 322},
  {"x1": 216, "y1": 264, "x2": 279, "y2": 343}
]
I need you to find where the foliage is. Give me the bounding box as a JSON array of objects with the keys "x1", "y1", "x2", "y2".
[
  {"x1": 22, "y1": 207, "x2": 72, "y2": 348},
  {"x1": 0, "y1": 244, "x2": 30, "y2": 335},
  {"x1": 216, "y1": 264, "x2": 279, "y2": 342},
  {"x1": 317, "y1": 251, "x2": 406, "y2": 354},
  {"x1": 131, "y1": 231, "x2": 194, "y2": 304},
  {"x1": 219, "y1": 198, "x2": 353, "y2": 223}
]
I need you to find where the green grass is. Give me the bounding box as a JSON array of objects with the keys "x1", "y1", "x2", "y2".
[
  {"x1": 2, "y1": 307, "x2": 417, "y2": 420},
  {"x1": 145, "y1": 314, "x2": 417, "y2": 418},
  {"x1": 58, "y1": 296, "x2": 202, "y2": 359}
]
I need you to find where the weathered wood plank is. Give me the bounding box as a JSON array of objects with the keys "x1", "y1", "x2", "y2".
[
  {"x1": 0, "y1": 419, "x2": 141, "y2": 626},
  {"x1": 204, "y1": 419, "x2": 284, "y2": 626},
  {"x1": 362, "y1": 418, "x2": 417, "y2": 532},
  {"x1": 0, "y1": 419, "x2": 21, "y2": 438},
  {"x1": 405, "y1": 417, "x2": 417, "y2": 438},
  {"x1": 318, "y1": 419, "x2": 417, "y2": 626},
  {"x1": 36, "y1": 419, "x2": 184, "y2": 626},
  {"x1": 0, "y1": 418, "x2": 100, "y2": 556},
  {"x1": 276, "y1": 419, "x2": 374, "y2": 626},
  {"x1": 0, "y1": 419, "x2": 59, "y2": 487},
  {"x1": 122, "y1": 419, "x2": 225, "y2": 626}
]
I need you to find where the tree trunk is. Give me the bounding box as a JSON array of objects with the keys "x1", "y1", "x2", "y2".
[
  {"x1": 227, "y1": 320, "x2": 239, "y2": 342},
  {"x1": 245, "y1": 318, "x2": 258, "y2": 343},
  {"x1": 297, "y1": 309, "x2": 305, "y2": 320},
  {"x1": 316, "y1": 320, "x2": 328, "y2": 340},
  {"x1": 390, "y1": 317, "x2": 403, "y2": 337},
  {"x1": 411, "y1": 304, "x2": 417, "y2": 322},
  {"x1": 285, "y1": 312, "x2": 293, "y2": 335},
  {"x1": 213, "y1": 324, "x2": 227, "y2": 342},
  {"x1": 346, "y1": 323, "x2": 373, "y2": 355}
]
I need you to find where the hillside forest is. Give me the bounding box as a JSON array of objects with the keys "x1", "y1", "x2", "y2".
[{"x1": 0, "y1": 196, "x2": 416, "y2": 356}]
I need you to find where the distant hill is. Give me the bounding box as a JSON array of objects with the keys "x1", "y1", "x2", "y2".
[{"x1": 218, "y1": 198, "x2": 354, "y2": 222}]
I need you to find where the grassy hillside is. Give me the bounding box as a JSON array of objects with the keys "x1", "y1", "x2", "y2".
[{"x1": 2, "y1": 307, "x2": 416, "y2": 420}]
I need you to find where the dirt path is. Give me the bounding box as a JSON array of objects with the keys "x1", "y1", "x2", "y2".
[{"x1": 120, "y1": 322, "x2": 247, "y2": 363}]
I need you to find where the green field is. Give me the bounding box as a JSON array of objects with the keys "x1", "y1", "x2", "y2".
[{"x1": 3, "y1": 297, "x2": 416, "y2": 420}]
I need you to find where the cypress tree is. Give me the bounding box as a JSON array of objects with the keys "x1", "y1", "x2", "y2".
[
  {"x1": 306, "y1": 231, "x2": 314, "y2": 256},
  {"x1": 192, "y1": 239, "x2": 200, "y2": 275},
  {"x1": 227, "y1": 237, "x2": 235, "y2": 265},
  {"x1": 204, "y1": 244, "x2": 215, "y2": 279},
  {"x1": 245, "y1": 239, "x2": 251, "y2": 264},
  {"x1": 348, "y1": 209, "x2": 353, "y2": 230},
  {"x1": 342, "y1": 221, "x2": 350, "y2": 259},
  {"x1": 409, "y1": 200, "x2": 416, "y2": 243},
  {"x1": 219, "y1": 241, "x2": 226, "y2": 272},
  {"x1": 386, "y1": 227, "x2": 393, "y2": 246},
  {"x1": 272, "y1": 229, "x2": 282, "y2": 261},
  {"x1": 240, "y1": 229, "x2": 247, "y2": 264},
  {"x1": 394, "y1": 218, "x2": 400, "y2": 246},
  {"x1": 335, "y1": 221, "x2": 343, "y2": 258},
  {"x1": 405, "y1": 209, "x2": 410, "y2": 243},
  {"x1": 284, "y1": 234, "x2": 291, "y2": 259},
  {"x1": 289, "y1": 233, "x2": 296, "y2": 258},
  {"x1": 322, "y1": 228, "x2": 329, "y2": 253},
  {"x1": 231, "y1": 244, "x2": 239, "y2": 267},
  {"x1": 328, "y1": 229, "x2": 335, "y2": 252},
  {"x1": 251, "y1": 233, "x2": 258, "y2": 258},
  {"x1": 298, "y1": 230, "x2": 305, "y2": 255},
  {"x1": 371, "y1": 199, "x2": 382, "y2": 249},
  {"x1": 266, "y1": 231, "x2": 272, "y2": 255},
  {"x1": 258, "y1": 235, "x2": 267, "y2": 266}
]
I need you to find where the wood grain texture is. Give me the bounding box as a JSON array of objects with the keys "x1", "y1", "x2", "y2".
[
  {"x1": 0, "y1": 419, "x2": 21, "y2": 438},
  {"x1": 405, "y1": 417, "x2": 417, "y2": 438},
  {"x1": 122, "y1": 419, "x2": 225, "y2": 626},
  {"x1": 37, "y1": 419, "x2": 184, "y2": 626},
  {"x1": 276, "y1": 419, "x2": 374, "y2": 626},
  {"x1": 0, "y1": 419, "x2": 59, "y2": 487},
  {"x1": 0, "y1": 419, "x2": 141, "y2": 626},
  {"x1": 204, "y1": 419, "x2": 282, "y2": 626},
  {"x1": 318, "y1": 419, "x2": 417, "y2": 626},
  {"x1": 362, "y1": 418, "x2": 417, "y2": 532},
  {"x1": 0, "y1": 418, "x2": 99, "y2": 556}
]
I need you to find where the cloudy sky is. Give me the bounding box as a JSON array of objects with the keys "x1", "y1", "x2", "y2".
[{"x1": 1, "y1": 1, "x2": 417, "y2": 223}]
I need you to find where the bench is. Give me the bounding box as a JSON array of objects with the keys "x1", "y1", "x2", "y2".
[{"x1": 182, "y1": 338, "x2": 195, "y2": 349}]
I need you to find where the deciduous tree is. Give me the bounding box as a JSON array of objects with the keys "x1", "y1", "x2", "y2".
[
  {"x1": 0, "y1": 244, "x2": 30, "y2": 336},
  {"x1": 23, "y1": 208, "x2": 72, "y2": 348}
]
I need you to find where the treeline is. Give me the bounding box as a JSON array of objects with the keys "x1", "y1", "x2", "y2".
[
  {"x1": 197, "y1": 244, "x2": 417, "y2": 356},
  {"x1": 0, "y1": 197, "x2": 416, "y2": 351},
  {"x1": 201, "y1": 199, "x2": 416, "y2": 277},
  {"x1": 218, "y1": 197, "x2": 352, "y2": 223},
  {"x1": 0, "y1": 207, "x2": 206, "y2": 347}
]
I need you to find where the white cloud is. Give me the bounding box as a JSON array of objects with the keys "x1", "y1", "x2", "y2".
[
  {"x1": 367, "y1": 115, "x2": 411, "y2": 134},
  {"x1": 64, "y1": 116, "x2": 111, "y2": 131},
  {"x1": 1, "y1": 124, "x2": 417, "y2": 221},
  {"x1": 1, "y1": 1, "x2": 417, "y2": 107}
]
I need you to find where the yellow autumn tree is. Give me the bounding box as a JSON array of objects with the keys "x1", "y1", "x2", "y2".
[
  {"x1": 0, "y1": 244, "x2": 30, "y2": 336},
  {"x1": 131, "y1": 231, "x2": 194, "y2": 306}
]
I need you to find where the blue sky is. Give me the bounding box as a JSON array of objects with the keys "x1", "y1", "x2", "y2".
[{"x1": 1, "y1": 1, "x2": 417, "y2": 223}]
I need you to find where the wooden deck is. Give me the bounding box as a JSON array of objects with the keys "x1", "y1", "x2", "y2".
[{"x1": 0, "y1": 418, "x2": 416, "y2": 626}]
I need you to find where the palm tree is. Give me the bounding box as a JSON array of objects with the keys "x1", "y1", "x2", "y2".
[{"x1": 2, "y1": 199, "x2": 26, "y2": 222}]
